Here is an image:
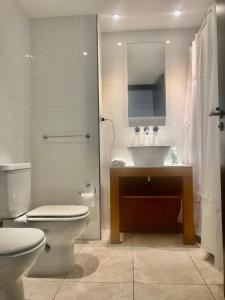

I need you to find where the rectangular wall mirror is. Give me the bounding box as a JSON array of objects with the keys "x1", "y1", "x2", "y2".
[{"x1": 127, "y1": 42, "x2": 166, "y2": 127}]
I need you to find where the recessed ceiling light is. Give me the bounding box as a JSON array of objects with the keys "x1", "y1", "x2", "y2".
[
  {"x1": 82, "y1": 51, "x2": 88, "y2": 56},
  {"x1": 174, "y1": 10, "x2": 182, "y2": 16},
  {"x1": 117, "y1": 42, "x2": 122, "y2": 46},
  {"x1": 165, "y1": 40, "x2": 171, "y2": 44},
  {"x1": 113, "y1": 14, "x2": 120, "y2": 20},
  {"x1": 25, "y1": 54, "x2": 34, "y2": 58}
]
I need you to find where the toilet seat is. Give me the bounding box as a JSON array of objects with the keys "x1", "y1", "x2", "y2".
[
  {"x1": 26, "y1": 205, "x2": 89, "y2": 222},
  {"x1": 0, "y1": 228, "x2": 46, "y2": 256}
]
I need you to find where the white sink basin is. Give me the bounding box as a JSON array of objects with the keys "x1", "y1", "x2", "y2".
[{"x1": 127, "y1": 146, "x2": 171, "y2": 167}]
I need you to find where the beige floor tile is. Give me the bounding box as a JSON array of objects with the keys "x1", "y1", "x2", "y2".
[
  {"x1": 134, "y1": 248, "x2": 204, "y2": 284},
  {"x1": 55, "y1": 282, "x2": 133, "y2": 300},
  {"x1": 66, "y1": 245, "x2": 133, "y2": 282},
  {"x1": 131, "y1": 233, "x2": 198, "y2": 250},
  {"x1": 76, "y1": 238, "x2": 109, "y2": 247},
  {"x1": 77, "y1": 232, "x2": 134, "y2": 248},
  {"x1": 74, "y1": 242, "x2": 84, "y2": 253},
  {"x1": 188, "y1": 248, "x2": 223, "y2": 285},
  {"x1": 134, "y1": 283, "x2": 214, "y2": 300},
  {"x1": 24, "y1": 277, "x2": 62, "y2": 300},
  {"x1": 75, "y1": 237, "x2": 108, "y2": 247},
  {"x1": 209, "y1": 285, "x2": 225, "y2": 300}
]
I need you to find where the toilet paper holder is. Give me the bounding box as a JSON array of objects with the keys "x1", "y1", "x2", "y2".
[{"x1": 78, "y1": 183, "x2": 96, "y2": 195}]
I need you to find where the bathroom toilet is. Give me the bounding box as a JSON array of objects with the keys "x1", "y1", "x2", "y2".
[
  {"x1": 0, "y1": 163, "x2": 90, "y2": 276},
  {"x1": 12, "y1": 205, "x2": 90, "y2": 276},
  {"x1": 0, "y1": 228, "x2": 46, "y2": 300}
]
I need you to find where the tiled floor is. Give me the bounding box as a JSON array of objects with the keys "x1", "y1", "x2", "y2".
[{"x1": 24, "y1": 231, "x2": 224, "y2": 300}]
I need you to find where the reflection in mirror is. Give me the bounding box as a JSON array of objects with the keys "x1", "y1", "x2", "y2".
[{"x1": 127, "y1": 42, "x2": 166, "y2": 127}]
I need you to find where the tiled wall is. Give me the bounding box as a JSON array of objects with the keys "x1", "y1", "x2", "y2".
[
  {"x1": 100, "y1": 29, "x2": 196, "y2": 229},
  {"x1": 0, "y1": 0, "x2": 30, "y2": 163},
  {"x1": 31, "y1": 16, "x2": 100, "y2": 239}
]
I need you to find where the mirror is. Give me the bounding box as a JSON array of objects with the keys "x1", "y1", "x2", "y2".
[{"x1": 127, "y1": 42, "x2": 166, "y2": 127}]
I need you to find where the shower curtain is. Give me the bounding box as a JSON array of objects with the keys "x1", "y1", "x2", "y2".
[
  {"x1": 184, "y1": 44, "x2": 202, "y2": 235},
  {"x1": 184, "y1": 2, "x2": 223, "y2": 270}
]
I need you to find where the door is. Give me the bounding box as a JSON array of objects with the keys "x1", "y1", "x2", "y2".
[{"x1": 213, "y1": 1, "x2": 225, "y2": 296}]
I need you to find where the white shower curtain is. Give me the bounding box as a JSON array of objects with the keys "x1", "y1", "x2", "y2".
[
  {"x1": 184, "y1": 43, "x2": 202, "y2": 235},
  {"x1": 185, "y1": 2, "x2": 223, "y2": 270}
]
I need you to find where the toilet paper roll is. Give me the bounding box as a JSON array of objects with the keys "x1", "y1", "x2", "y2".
[{"x1": 80, "y1": 192, "x2": 95, "y2": 207}]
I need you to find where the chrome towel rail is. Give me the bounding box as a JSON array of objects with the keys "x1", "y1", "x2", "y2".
[{"x1": 42, "y1": 134, "x2": 90, "y2": 140}]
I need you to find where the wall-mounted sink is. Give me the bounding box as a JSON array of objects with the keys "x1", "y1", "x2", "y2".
[{"x1": 127, "y1": 146, "x2": 171, "y2": 167}]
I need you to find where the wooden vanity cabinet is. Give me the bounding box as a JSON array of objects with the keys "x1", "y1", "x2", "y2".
[
  {"x1": 110, "y1": 167, "x2": 195, "y2": 245},
  {"x1": 120, "y1": 176, "x2": 182, "y2": 232}
]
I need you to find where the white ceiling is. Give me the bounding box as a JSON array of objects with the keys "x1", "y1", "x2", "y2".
[{"x1": 18, "y1": 0, "x2": 210, "y2": 32}]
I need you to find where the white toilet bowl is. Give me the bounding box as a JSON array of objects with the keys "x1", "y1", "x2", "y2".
[
  {"x1": 0, "y1": 163, "x2": 90, "y2": 277},
  {"x1": 5, "y1": 205, "x2": 90, "y2": 277},
  {"x1": 0, "y1": 228, "x2": 46, "y2": 300}
]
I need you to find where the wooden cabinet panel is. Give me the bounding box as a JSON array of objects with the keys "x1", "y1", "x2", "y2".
[
  {"x1": 119, "y1": 177, "x2": 182, "y2": 196},
  {"x1": 121, "y1": 196, "x2": 181, "y2": 232}
]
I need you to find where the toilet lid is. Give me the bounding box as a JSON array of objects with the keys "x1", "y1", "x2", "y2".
[
  {"x1": 26, "y1": 205, "x2": 89, "y2": 219},
  {"x1": 0, "y1": 228, "x2": 45, "y2": 256}
]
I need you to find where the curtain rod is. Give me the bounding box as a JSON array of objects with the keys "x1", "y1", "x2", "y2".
[{"x1": 197, "y1": 2, "x2": 214, "y2": 36}]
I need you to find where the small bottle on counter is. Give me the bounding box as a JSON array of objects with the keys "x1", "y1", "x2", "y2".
[{"x1": 171, "y1": 147, "x2": 178, "y2": 165}]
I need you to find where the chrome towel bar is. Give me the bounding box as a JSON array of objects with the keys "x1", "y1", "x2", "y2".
[{"x1": 42, "y1": 134, "x2": 90, "y2": 139}]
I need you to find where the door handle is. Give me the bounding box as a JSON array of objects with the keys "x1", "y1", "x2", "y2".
[{"x1": 209, "y1": 107, "x2": 225, "y2": 118}]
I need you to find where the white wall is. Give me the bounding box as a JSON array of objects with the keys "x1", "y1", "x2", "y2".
[
  {"x1": 0, "y1": 0, "x2": 31, "y2": 163},
  {"x1": 100, "y1": 28, "x2": 196, "y2": 229},
  {"x1": 31, "y1": 16, "x2": 100, "y2": 239}
]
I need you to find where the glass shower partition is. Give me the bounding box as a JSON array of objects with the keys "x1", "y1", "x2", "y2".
[{"x1": 31, "y1": 15, "x2": 100, "y2": 239}]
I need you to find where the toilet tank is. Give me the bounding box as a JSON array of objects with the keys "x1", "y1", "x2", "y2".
[{"x1": 0, "y1": 163, "x2": 31, "y2": 220}]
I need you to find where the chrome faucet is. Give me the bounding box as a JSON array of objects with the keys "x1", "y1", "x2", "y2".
[
  {"x1": 144, "y1": 127, "x2": 149, "y2": 135},
  {"x1": 134, "y1": 127, "x2": 140, "y2": 133}
]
